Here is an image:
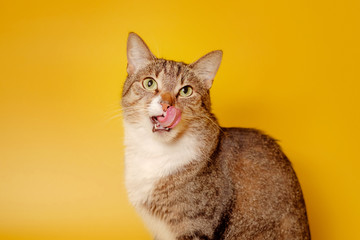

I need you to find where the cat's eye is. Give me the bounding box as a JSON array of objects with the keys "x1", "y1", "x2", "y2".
[
  {"x1": 142, "y1": 77, "x2": 158, "y2": 91},
  {"x1": 179, "y1": 86, "x2": 193, "y2": 97}
]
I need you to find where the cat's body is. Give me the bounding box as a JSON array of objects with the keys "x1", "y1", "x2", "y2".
[{"x1": 122, "y1": 33, "x2": 310, "y2": 240}]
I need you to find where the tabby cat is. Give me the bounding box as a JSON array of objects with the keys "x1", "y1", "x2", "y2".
[{"x1": 121, "y1": 32, "x2": 310, "y2": 240}]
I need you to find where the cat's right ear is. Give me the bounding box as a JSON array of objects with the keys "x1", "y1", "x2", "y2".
[
  {"x1": 127, "y1": 32, "x2": 155, "y2": 75},
  {"x1": 189, "y1": 50, "x2": 223, "y2": 90}
]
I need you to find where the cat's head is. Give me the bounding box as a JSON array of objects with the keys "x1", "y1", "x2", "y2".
[{"x1": 121, "y1": 33, "x2": 222, "y2": 143}]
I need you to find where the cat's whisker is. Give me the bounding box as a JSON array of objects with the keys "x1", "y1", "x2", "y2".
[
  {"x1": 103, "y1": 103, "x2": 129, "y2": 124},
  {"x1": 104, "y1": 113, "x2": 123, "y2": 123},
  {"x1": 202, "y1": 114, "x2": 225, "y2": 134},
  {"x1": 104, "y1": 108, "x2": 122, "y2": 119},
  {"x1": 104, "y1": 107, "x2": 121, "y2": 115}
]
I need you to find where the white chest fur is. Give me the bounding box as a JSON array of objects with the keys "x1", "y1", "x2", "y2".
[
  {"x1": 123, "y1": 121, "x2": 200, "y2": 239},
  {"x1": 124, "y1": 122, "x2": 199, "y2": 205}
]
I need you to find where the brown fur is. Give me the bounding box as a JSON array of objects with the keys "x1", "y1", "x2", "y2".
[
  {"x1": 122, "y1": 33, "x2": 310, "y2": 240},
  {"x1": 145, "y1": 128, "x2": 310, "y2": 239}
]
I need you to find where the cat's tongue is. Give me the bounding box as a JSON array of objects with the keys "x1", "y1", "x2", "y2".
[{"x1": 157, "y1": 106, "x2": 181, "y2": 129}]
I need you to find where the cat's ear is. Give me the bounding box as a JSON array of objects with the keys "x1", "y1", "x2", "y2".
[
  {"x1": 127, "y1": 32, "x2": 155, "y2": 75},
  {"x1": 189, "y1": 50, "x2": 222, "y2": 89}
]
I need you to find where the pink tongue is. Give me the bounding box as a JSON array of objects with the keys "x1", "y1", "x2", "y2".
[{"x1": 157, "y1": 106, "x2": 181, "y2": 129}]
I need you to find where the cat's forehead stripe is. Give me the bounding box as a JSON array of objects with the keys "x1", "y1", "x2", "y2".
[
  {"x1": 163, "y1": 61, "x2": 168, "y2": 74},
  {"x1": 176, "y1": 64, "x2": 182, "y2": 78},
  {"x1": 164, "y1": 60, "x2": 175, "y2": 77},
  {"x1": 154, "y1": 60, "x2": 165, "y2": 77},
  {"x1": 153, "y1": 60, "x2": 189, "y2": 88}
]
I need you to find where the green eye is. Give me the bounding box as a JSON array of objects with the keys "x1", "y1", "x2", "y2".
[
  {"x1": 142, "y1": 77, "x2": 158, "y2": 91},
  {"x1": 179, "y1": 86, "x2": 193, "y2": 97}
]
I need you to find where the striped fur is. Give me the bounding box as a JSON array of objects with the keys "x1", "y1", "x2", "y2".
[{"x1": 121, "y1": 33, "x2": 310, "y2": 240}]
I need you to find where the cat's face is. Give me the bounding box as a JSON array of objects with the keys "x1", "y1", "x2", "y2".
[{"x1": 122, "y1": 33, "x2": 222, "y2": 142}]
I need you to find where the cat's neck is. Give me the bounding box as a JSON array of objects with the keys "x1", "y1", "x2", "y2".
[
  {"x1": 123, "y1": 121, "x2": 220, "y2": 172},
  {"x1": 123, "y1": 119, "x2": 220, "y2": 205}
]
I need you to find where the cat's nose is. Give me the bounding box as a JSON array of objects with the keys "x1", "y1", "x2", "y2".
[
  {"x1": 160, "y1": 92, "x2": 174, "y2": 112},
  {"x1": 161, "y1": 102, "x2": 170, "y2": 112}
]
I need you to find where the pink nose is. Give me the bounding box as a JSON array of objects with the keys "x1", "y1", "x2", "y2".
[
  {"x1": 161, "y1": 102, "x2": 170, "y2": 112},
  {"x1": 160, "y1": 92, "x2": 174, "y2": 112}
]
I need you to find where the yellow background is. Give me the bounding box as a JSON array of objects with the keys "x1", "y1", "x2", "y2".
[{"x1": 1, "y1": 0, "x2": 359, "y2": 239}]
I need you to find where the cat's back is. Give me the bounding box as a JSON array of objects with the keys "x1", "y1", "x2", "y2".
[
  {"x1": 218, "y1": 128, "x2": 310, "y2": 239},
  {"x1": 220, "y1": 127, "x2": 295, "y2": 177}
]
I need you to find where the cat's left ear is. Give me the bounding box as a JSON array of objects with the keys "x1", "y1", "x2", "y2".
[
  {"x1": 189, "y1": 50, "x2": 222, "y2": 89},
  {"x1": 127, "y1": 32, "x2": 155, "y2": 75}
]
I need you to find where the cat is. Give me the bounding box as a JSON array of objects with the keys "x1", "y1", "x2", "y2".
[{"x1": 121, "y1": 32, "x2": 310, "y2": 240}]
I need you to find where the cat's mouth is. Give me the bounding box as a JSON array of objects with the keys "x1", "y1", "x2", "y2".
[
  {"x1": 151, "y1": 116, "x2": 170, "y2": 132},
  {"x1": 150, "y1": 106, "x2": 182, "y2": 133}
]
